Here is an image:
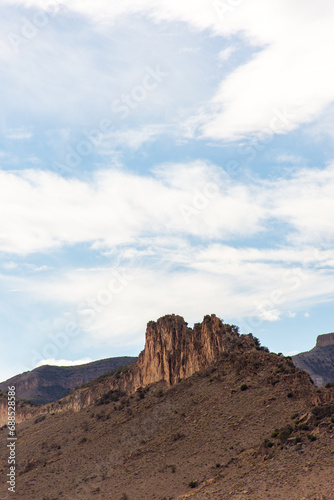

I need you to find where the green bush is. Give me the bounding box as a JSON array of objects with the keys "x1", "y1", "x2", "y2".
[
  {"x1": 189, "y1": 481, "x2": 198, "y2": 488},
  {"x1": 240, "y1": 384, "x2": 248, "y2": 391}
]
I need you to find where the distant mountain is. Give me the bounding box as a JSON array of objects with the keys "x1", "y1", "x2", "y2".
[
  {"x1": 292, "y1": 333, "x2": 334, "y2": 386},
  {"x1": 0, "y1": 357, "x2": 137, "y2": 405},
  {"x1": 1, "y1": 314, "x2": 334, "y2": 499}
]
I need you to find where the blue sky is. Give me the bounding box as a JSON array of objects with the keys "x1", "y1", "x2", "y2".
[{"x1": 1, "y1": 0, "x2": 334, "y2": 381}]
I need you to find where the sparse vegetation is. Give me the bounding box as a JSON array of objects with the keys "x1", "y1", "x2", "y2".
[
  {"x1": 97, "y1": 389, "x2": 126, "y2": 405},
  {"x1": 312, "y1": 403, "x2": 334, "y2": 420},
  {"x1": 277, "y1": 426, "x2": 293, "y2": 443},
  {"x1": 34, "y1": 414, "x2": 46, "y2": 424}
]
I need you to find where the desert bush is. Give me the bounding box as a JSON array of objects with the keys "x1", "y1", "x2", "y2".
[
  {"x1": 312, "y1": 404, "x2": 334, "y2": 420},
  {"x1": 278, "y1": 426, "x2": 293, "y2": 443},
  {"x1": 34, "y1": 415, "x2": 46, "y2": 424},
  {"x1": 188, "y1": 481, "x2": 198, "y2": 488},
  {"x1": 298, "y1": 423, "x2": 309, "y2": 431},
  {"x1": 97, "y1": 390, "x2": 125, "y2": 405},
  {"x1": 240, "y1": 384, "x2": 248, "y2": 391}
]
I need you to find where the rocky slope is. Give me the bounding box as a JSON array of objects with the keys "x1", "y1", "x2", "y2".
[
  {"x1": 1, "y1": 339, "x2": 333, "y2": 499},
  {"x1": 0, "y1": 357, "x2": 137, "y2": 405},
  {"x1": 0, "y1": 314, "x2": 257, "y2": 425},
  {"x1": 293, "y1": 332, "x2": 334, "y2": 386},
  {"x1": 39, "y1": 314, "x2": 259, "y2": 416}
]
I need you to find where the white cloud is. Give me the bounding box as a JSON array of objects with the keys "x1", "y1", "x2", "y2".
[
  {"x1": 270, "y1": 164, "x2": 334, "y2": 244},
  {"x1": 0, "y1": 163, "x2": 265, "y2": 254},
  {"x1": 2, "y1": 0, "x2": 334, "y2": 141},
  {"x1": 2, "y1": 262, "x2": 18, "y2": 270},
  {"x1": 98, "y1": 124, "x2": 167, "y2": 151},
  {"x1": 275, "y1": 154, "x2": 304, "y2": 165},
  {"x1": 35, "y1": 357, "x2": 92, "y2": 368},
  {"x1": 11, "y1": 240, "x2": 334, "y2": 346},
  {"x1": 218, "y1": 46, "x2": 235, "y2": 62},
  {"x1": 2, "y1": 162, "x2": 334, "y2": 255}
]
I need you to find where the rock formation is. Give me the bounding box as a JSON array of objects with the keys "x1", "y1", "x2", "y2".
[
  {"x1": 43, "y1": 314, "x2": 259, "y2": 415},
  {"x1": 133, "y1": 314, "x2": 252, "y2": 388},
  {"x1": 293, "y1": 332, "x2": 334, "y2": 386},
  {"x1": 316, "y1": 333, "x2": 334, "y2": 348},
  {"x1": 0, "y1": 314, "x2": 259, "y2": 424}
]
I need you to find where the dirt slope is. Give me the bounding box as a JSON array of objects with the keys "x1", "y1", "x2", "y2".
[{"x1": 1, "y1": 349, "x2": 333, "y2": 500}]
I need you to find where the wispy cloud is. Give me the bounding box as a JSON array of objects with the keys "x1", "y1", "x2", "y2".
[
  {"x1": 35, "y1": 357, "x2": 92, "y2": 368},
  {"x1": 5, "y1": 126, "x2": 33, "y2": 140}
]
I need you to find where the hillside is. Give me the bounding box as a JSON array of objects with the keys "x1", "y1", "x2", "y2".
[
  {"x1": 293, "y1": 333, "x2": 334, "y2": 386},
  {"x1": 0, "y1": 357, "x2": 137, "y2": 405},
  {"x1": 0, "y1": 314, "x2": 334, "y2": 499}
]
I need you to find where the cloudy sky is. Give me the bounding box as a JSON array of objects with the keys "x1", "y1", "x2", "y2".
[{"x1": 1, "y1": 0, "x2": 334, "y2": 381}]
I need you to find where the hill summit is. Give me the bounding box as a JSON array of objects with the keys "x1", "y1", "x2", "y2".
[
  {"x1": 293, "y1": 332, "x2": 334, "y2": 386},
  {"x1": 1, "y1": 314, "x2": 334, "y2": 499}
]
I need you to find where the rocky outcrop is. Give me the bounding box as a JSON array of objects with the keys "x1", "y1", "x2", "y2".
[
  {"x1": 44, "y1": 314, "x2": 258, "y2": 415},
  {"x1": 0, "y1": 394, "x2": 36, "y2": 427},
  {"x1": 316, "y1": 333, "x2": 334, "y2": 348},
  {"x1": 133, "y1": 314, "x2": 251, "y2": 388},
  {"x1": 0, "y1": 314, "x2": 258, "y2": 424},
  {"x1": 293, "y1": 333, "x2": 334, "y2": 386}
]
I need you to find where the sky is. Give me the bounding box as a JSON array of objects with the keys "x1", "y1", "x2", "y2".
[{"x1": 1, "y1": 0, "x2": 334, "y2": 382}]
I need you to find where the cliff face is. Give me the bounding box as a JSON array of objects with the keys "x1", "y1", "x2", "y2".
[
  {"x1": 316, "y1": 333, "x2": 334, "y2": 348},
  {"x1": 45, "y1": 314, "x2": 258, "y2": 415},
  {"x1": 0, "y1": 314, "x2": 258, "y2": 425},
  {"x1": 134, "y1": 314, "x2": 247, "y2": 388},
  {"x1": 293, "y1": 333, "x2": 334, "y2": 386}
]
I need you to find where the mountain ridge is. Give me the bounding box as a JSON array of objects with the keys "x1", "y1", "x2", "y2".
[
  {"x1": 0, "y1": 356, "x2": 137, "y2": 405},
  {"x1": 1, "y1": 314, "x2": 334, "y2": 499}
]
